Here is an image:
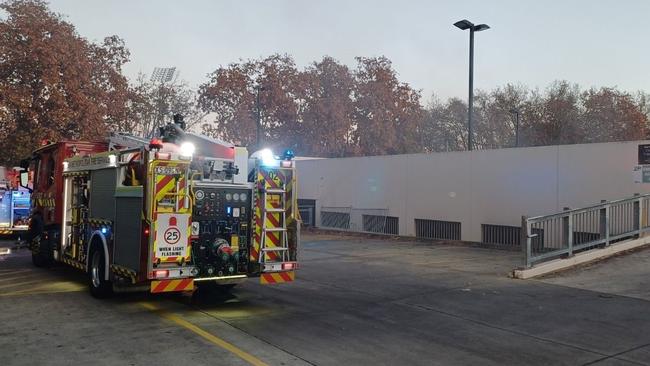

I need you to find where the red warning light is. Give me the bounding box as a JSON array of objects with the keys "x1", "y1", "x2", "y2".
[{"x1": 149, "y1": 138, "x2": 164, "y2": 150}]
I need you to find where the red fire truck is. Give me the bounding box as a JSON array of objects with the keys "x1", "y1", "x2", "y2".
[{"x1": 21, "y1": 120, "x2": 299, "y2": 297}]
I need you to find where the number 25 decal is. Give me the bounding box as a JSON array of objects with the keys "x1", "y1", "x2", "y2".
[
  {"x1": 165, "y1": 231, "x2": 179, "y2": 241},
  {"x1": 163, "y1": 227, "x2": 181, "y2": 244}
]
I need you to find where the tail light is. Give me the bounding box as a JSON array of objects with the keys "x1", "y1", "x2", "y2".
[
  {"x1": 153, "y1": 270, "x2": 169, "y2": 278},
  {"x1": 281, "y1": 160, "x2": 293, "y2": 168},
  {"x1": 282, "y1": 262, "x2": 298, "y2": 270}
]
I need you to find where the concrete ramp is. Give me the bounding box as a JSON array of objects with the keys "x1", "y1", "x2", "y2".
[{"x1": 514, "y1": 235, "x2": 650, "y2": 279}]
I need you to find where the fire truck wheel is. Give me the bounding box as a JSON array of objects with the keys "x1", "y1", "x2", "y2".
[
  {"x1": 31, "y1": 236, "x2": 46, "y2": 267},
  {"x1": 31, "y1": 236, "x2": 53, "y2": 267},
  {"x1": 89, "y1": 246, "x2": 113, "y2": 298}
]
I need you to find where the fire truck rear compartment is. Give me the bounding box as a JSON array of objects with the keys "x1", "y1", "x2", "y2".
[
  {"x1": 113, "y1": 186, "x2": 143, "y2": 271},
  {"x1": 190, "y1": 185, "x2": 252, "y2": 279}
]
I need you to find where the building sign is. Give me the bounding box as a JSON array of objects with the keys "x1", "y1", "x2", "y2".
[
  {"x1": 154, "y1": 213, "x2": 189, "y2": 261},
  {"x1": 638, "y1": 144, "x2": 650, "y2": 165},
  {"x1": 633, "y1": 165, "x2": 650, "y2": 183}
]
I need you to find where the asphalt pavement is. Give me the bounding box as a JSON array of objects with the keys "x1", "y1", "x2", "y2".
[{"x1": 1, "y1": 233, "x2": 649, "y2": 366}]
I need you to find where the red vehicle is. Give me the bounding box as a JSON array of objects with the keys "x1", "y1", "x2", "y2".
[
  {"x1": 21, "y1": 122, "x2": 299, "y2": 297},
  {"x1": 26, "y1": 141, "x2": 108, "y2": 253},
  {"x1": 0, "y1": 167, "x2": 31, "y2": 236}
]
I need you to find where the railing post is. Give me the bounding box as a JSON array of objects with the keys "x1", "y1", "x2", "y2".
[
  {"x1": 563, "y1": 207, "x2": 573, "y2": 257},
  {"x1": 521, "y1": 215, "x2": 531, "y2": 268},
  {"x1": 599, "y1": 200, "x2": 609, "y2": 247},
  {"x1": 634, "y1": 193, "x2": 641, "y2": 238}
]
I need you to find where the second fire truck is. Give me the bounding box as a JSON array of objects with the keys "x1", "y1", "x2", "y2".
[{"x1": 22, "y1": 118, "x2": 299, "y2": 297}]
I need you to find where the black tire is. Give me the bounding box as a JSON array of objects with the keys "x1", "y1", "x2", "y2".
[
  {"x1": 31, "y1": 236, "x2": 48, "y2": 267},
  {"x1": 89, "y1": 246, "x2": 113, "y2": 298}
]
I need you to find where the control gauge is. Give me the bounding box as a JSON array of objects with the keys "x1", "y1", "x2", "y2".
[
  {"x1": 225, "y1": 193, "x2": 232, "y2": 201},
  {"x1": 233, "y1": 193, "x2": 240, "y2": 201},
  {"x1": 240, "y1": 193, "x2": 247, "y2": 201},
  {"x1": 195, "y1": 190, "x2": 205, "y2": 201}
]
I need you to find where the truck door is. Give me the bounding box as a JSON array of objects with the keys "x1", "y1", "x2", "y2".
[{"x1": 149, "y1": 160, "x2": 192, "y2": 266}]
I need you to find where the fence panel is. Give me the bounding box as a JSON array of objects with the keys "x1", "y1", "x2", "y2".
[
  {"x1": 415, "y1": 218, "x2": 462, "y2": 240},
  {"x1": 523, "y1": 194, "x2": 647, "y2": 267},
  {"x1": 320, "y1": 207, "x2": 399, "y2": 235},
  {"x1": 320, "y1": 206, "x2": 351, "y2": 230}
]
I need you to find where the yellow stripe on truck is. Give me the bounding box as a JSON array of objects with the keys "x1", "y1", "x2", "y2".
[{"x1": 260, "y1": 271, "x2": 295, "y2": 285}]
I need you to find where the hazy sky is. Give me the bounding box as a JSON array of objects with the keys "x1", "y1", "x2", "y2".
[{"x1": 47, "y1": 0, "x2": 650, "y2": 101}]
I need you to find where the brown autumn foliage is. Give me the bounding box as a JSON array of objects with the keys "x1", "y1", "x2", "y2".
[
  {"x1": 0, "y1": 0, "x2": 648, "y2": 162},
  {"x1": 0, "y1": 0, "x2": 129, "y2": 165},
  {"x1": 301, "y1": 56, "x2": 356, "y2": 157},
  {"x1": 353, "y1": 57, "x2": 425, "y2": 155},
  {"x1": 200, "y1": 54, "x2": 649, "y2": 157},
  {"x1": 199, "y1": 55, "x2": 426, "y2": 157}
]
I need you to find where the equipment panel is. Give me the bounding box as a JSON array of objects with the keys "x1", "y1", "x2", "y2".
[{"x1": 191, "y1": 184, "x2": 252, "y2": 277}]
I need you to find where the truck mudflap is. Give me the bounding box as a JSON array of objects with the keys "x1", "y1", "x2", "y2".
[
  {"x1": 260, "y1": 261, "x2": 297, "y2": 284},
  {"x1": 260, "y1": 271, "x2": 295, "y2": 285},
  {"x1": 150, "y1": 278, "x2": 194, "y2": 293}
]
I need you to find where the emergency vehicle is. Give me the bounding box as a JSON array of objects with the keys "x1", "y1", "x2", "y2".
[
  {"x1": 0, "y1": 167, "x2": 30, "y2": 236},
  {"x1": 21, "y1": 118, "x2": 299, "y2": 297}
]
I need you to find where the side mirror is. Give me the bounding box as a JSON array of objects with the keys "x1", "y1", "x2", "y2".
[{"x1": 19, "y1": 172, "x2": 31, "y2": 193}]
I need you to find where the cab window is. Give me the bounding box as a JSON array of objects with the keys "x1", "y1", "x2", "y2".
[{"x1": 47, "y1": 156, "x2": 55, "y2": 187}]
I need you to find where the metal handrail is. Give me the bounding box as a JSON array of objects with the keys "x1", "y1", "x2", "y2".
[
  {"x1": 522, "y1": 193, "x2": 649, "y2": 268},
  {"x1": 527, "y1": 193, "x2": 650, "y2": 221}
]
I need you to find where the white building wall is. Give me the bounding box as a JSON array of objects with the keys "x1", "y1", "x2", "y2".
[{"x1": 297, "y1": 140, "x2": 650, "y2": 242}]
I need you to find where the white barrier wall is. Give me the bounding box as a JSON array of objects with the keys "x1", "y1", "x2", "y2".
[{"x1": 296, "y1": 141, "x2": 650, "y2": 242}]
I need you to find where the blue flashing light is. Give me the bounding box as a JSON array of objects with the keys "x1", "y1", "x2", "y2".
[
  {"x1": 101, "y1": 227, "x2": 108, "y2": 234},
  {"x1": 283, "y1": 149, "x2": 295, "y2": 161}
]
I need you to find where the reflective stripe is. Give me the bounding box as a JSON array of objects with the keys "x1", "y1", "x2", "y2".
[
  {"x1": 150, "y1": 278, "x2": 194, "y2": 293},
  {"x1": 259, "y1": 271, "x2": 295, "y2": 285}
]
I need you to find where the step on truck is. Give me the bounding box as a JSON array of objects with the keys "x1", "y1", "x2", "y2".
[{"x1": 20, "y1": 117, "x2": 299, "y2": 297}]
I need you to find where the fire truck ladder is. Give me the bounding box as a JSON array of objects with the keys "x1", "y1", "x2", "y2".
[
  {"x1": 108, "y1": 132, "x2": 150, "y2": 150},
  {"x1": 259, "y1": 183, "x2": 290, "y2": 267}
]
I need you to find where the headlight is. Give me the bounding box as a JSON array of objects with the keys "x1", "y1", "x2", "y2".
[{"x1": 180, "y1": 142, "x2": 195, "y2": 157}]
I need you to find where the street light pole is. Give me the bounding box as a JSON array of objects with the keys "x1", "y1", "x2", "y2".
[
  {"x1": 510, "y1": 108, "x2": 520, "y2": 147},
  {"x1": 454, "y1": 19, "x2": 489, "y2": 151},
  {"x1": 256, "y1": 85, "x2": 263, "y2": 149},
  {"x1": 468, "y1": 28, "x2": 474, "y2": 151}
]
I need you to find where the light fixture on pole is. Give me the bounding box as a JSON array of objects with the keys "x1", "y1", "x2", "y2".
[
  {"x1": 454, "y1": 19, "x2": 490, "y2": 151},
  {"x1": 150, "y1": 66, "x2": 178, "y2": 138},
  {"x1": 150, "y1": 67, "x2": 177, "y2": 84}
]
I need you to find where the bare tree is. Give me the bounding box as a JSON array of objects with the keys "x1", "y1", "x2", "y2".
[{"x1": 127, "y1": 74, "x2": 205, "y2": 137}]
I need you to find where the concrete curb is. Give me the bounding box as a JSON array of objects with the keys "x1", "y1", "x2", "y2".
[{"x1": 513, "y1": 236, "x2": 650, "y2": 279}]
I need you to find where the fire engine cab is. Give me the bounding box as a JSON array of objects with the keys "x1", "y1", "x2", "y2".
[{"x1": 22, "y1": 118, "x2": 299, "y2": 298}]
